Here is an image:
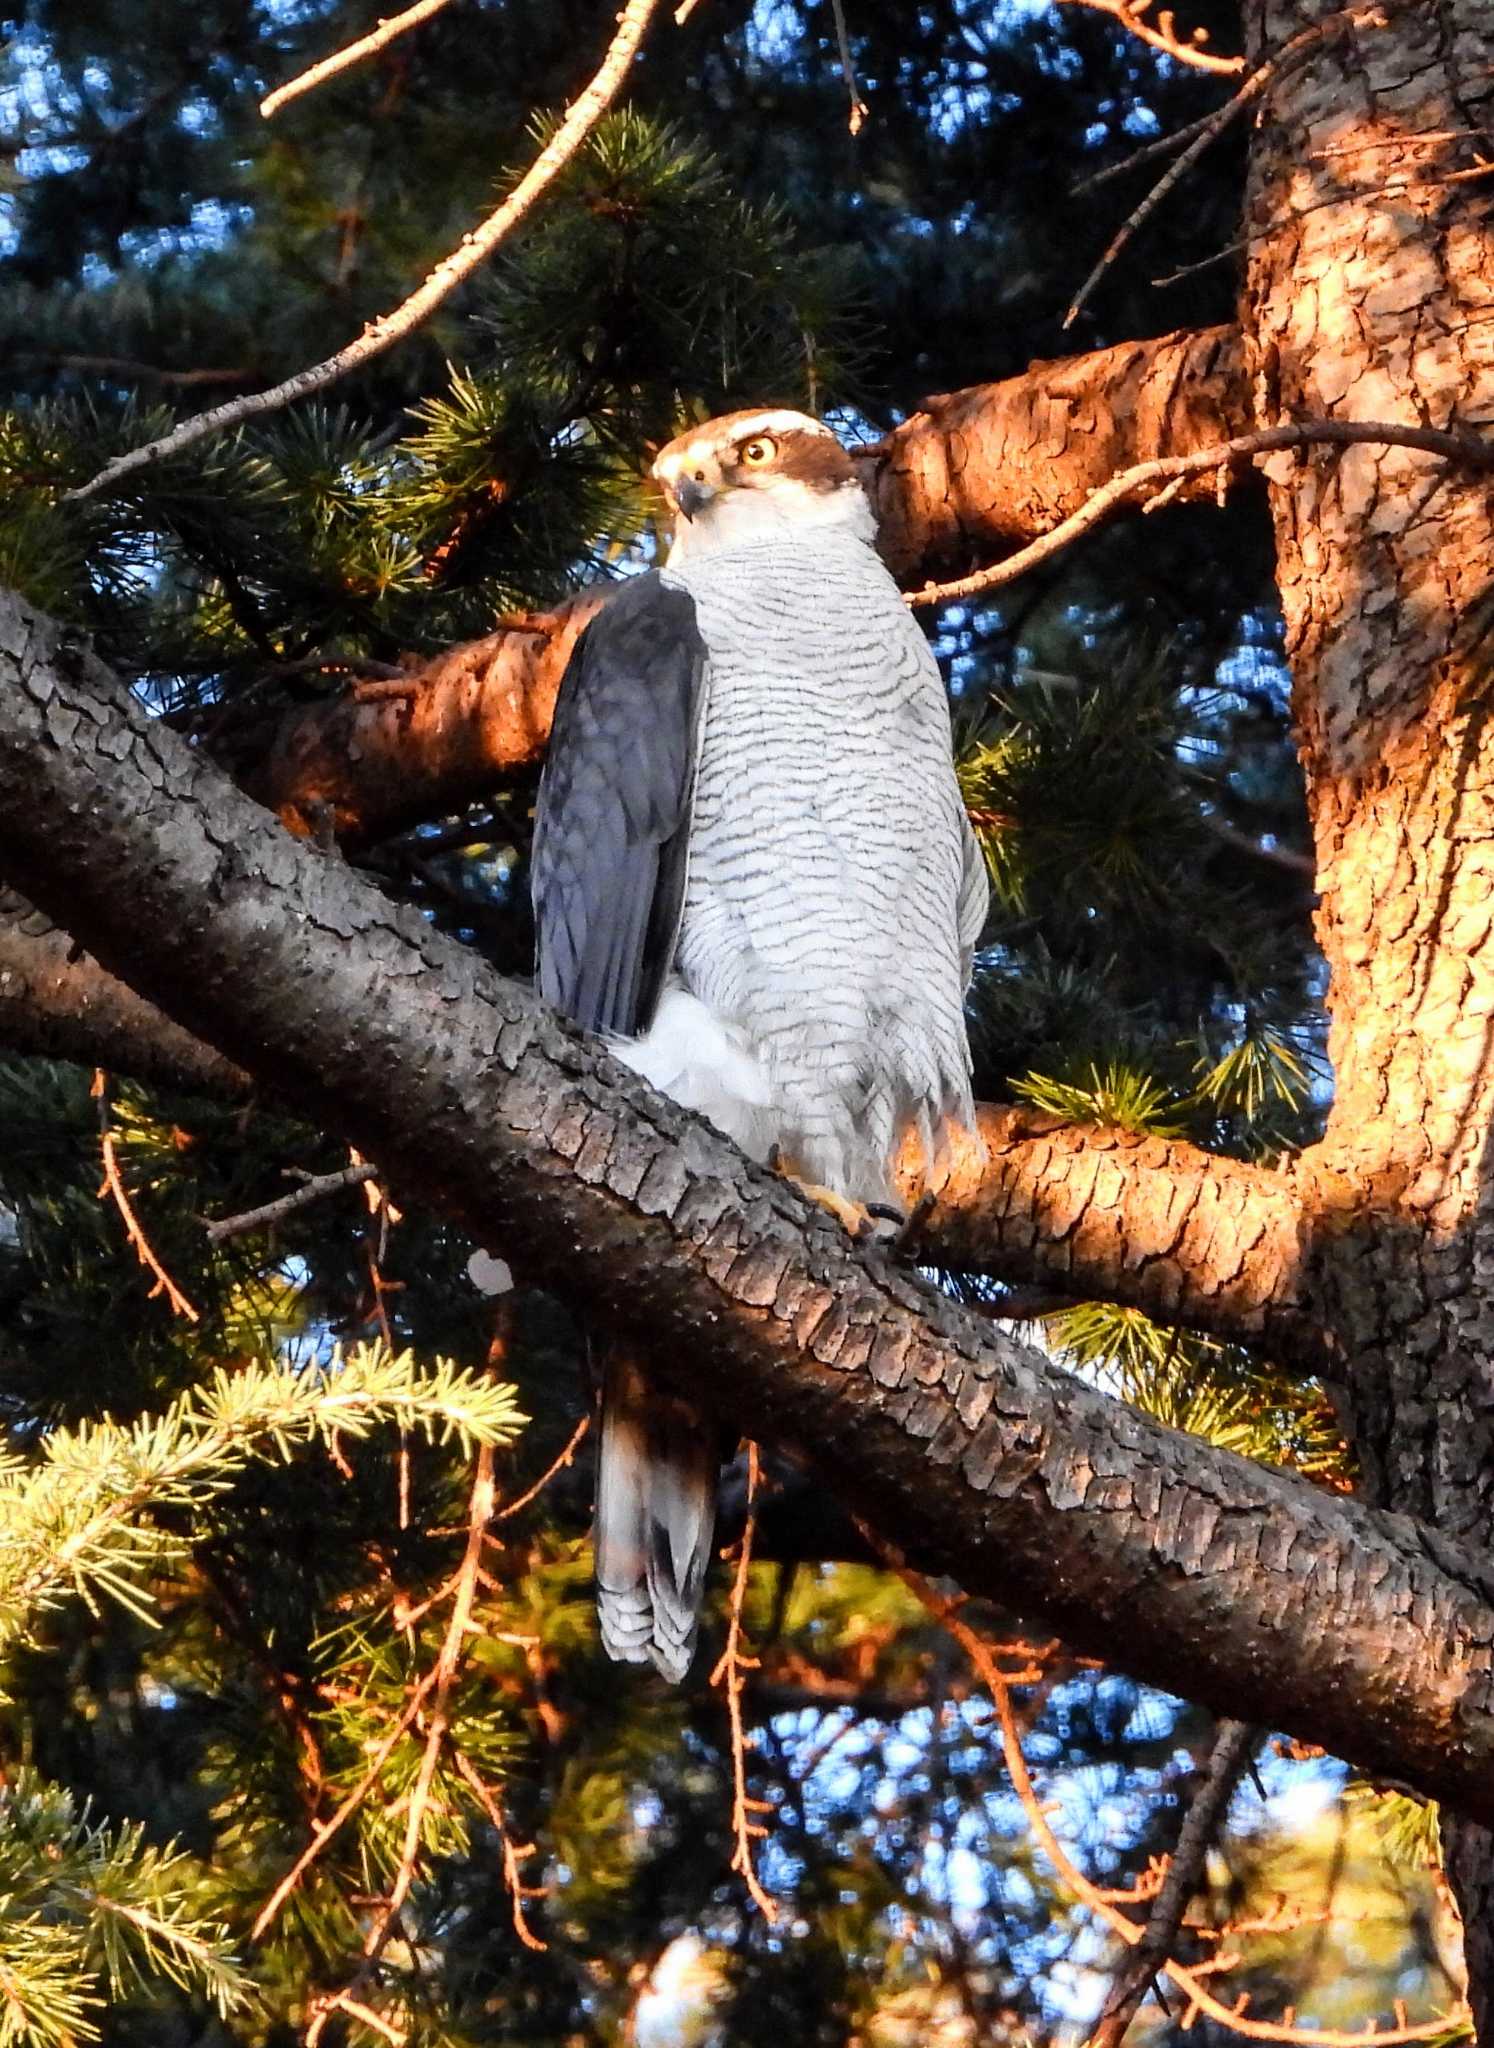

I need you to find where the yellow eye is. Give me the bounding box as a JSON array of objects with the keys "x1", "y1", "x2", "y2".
[{"x1": 738, "y1": 435, "x2": 777, "y2": 467}]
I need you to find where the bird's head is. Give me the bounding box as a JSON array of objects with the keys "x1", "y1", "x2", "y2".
[{"x1": 651, "y1": 409, "x2": 873, "y2": 562}]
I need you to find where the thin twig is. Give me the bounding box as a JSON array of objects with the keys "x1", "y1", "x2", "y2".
[
  {"x1": 66, "y1": 0, "x2": 666, "y2": 502},
  {"x1": 710, "y1": 1441, "x2": 776, "y2": 1919},
  {"x1": 1151, "y1": 236, "x2": 1247, "y2": 286},
  {"x1": 1073, "y1": 101, "x2": 1232, "y2": 195},
  {"x1": 1308, "y1": 125, "x2": 1481, "y2": 159},
  {"x1": 829, "y1": 0, "x2": 870, "y2": 135},
  {"x1": 1198, "y1": 811, "x2": 1316, "y2": 877},
  {"x1": 493, "y1": 1414, "x2": 591, "y2": 1521},
  {"x1": 205, "y1": 1161, "x2": 380, "y2": 1245},
  {"x1": 1062, "y1": 9, "x2": 1373, "y2": 329},
  {"x1": 250, "y1": 1664, "x2": 442, "y2": 1939},
  {"x1": 261, "y1": 0, "x2": 456, "y2": 119},
  {"x1": 1090, "y1": 1718, "x2": 1260, "y2": 2048},
  {"x1": 875, "y1": 1541, "x2": 1463, "y2": 2047},
  {"x1": 1055, "y1": 0, "x2": 1243, "y2": 75},
  {"x1": 16, "y1": 352, "x2": 258, "y2": 387},
  {"x1": 453, "y1": 1752, "x2": 550, "y2": 1951},
  {"x1": 906, "y1": 417, "x2": 1493, "y2": 608},
  {"x1": 92, "y1": 1070, "x2": 199, "y2": 1321},
  {"x1": 305, "y1": 1446, "x2": 497, "y2": 2043}
]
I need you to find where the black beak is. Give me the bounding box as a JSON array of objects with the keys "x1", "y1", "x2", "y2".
[{"x1": 673, "y1": 477, "x2": 716, "y2": 521}]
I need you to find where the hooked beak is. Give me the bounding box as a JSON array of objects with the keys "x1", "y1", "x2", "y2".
[{"x1": 672, "y1": 476, "x2": 717, "y2": 522}]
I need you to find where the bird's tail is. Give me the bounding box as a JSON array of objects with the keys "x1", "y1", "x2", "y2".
[{"x1": 594, "y1": 1347, "x2": 717, "y2": 1682}]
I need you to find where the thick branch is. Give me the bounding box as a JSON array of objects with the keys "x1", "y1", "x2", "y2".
[
  {"x1": 918, "y1": 1108, "x2": 1314, "y2": 1362},
  {"x1": 865, "y1": 322, "x2": 1247, "y2": 581},
  {"x1": 240, "y1": 600, "x2": 600, "y2": 843},
  {"x1": 0, "y1": 892, "x2": 1304, "y2": 1354},
  {"x1": 0, "y1": 888, "x2": 250, "y2": 1098},
  {"x1": 5, "y1": 585, "x2": 1494, "y2": 1821},
  {"x1": 243, "y1": 326, "x2": 1250, "y2": 841}
]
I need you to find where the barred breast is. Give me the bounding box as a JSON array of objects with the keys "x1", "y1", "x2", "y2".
[{"x1": 652, "y1": 527, "x2": 983, "y2": 1203}]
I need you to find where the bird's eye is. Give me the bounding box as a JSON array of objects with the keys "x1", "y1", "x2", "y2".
[{"x1": 738, "y1": 436, "x2": 777, "y2": 467}]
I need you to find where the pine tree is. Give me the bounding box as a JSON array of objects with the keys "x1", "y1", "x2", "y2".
[{"x1": 0, "y1": 1, "x2": 1479, "y2": 2042}]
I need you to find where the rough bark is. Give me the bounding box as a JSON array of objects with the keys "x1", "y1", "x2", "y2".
[
  {"x1": 0, "y1": 850, "x2": 1314, "y2": 1354},
  {"x1": 5, "y1": 586, "x2": 1494, "y2": 1819},
  {"x1": 240, "y1": 326, "x2": 1249, "y2": 842},
  {"x1": 921, "y1": 1107, "x2": 1317, "y2": 1363},
  {"x1": 238, "y1": 596, "x2": 602, "y2": 843},
  {"x1": 865, "y1": 323, "x2": 1247, "y2": 582},
  {"x1": 0, "y1": 888, "x2": 250, "y2": 1097},
  {"x1": 1239, "y1": 0, "x2": 1494, "y2": 2021}
]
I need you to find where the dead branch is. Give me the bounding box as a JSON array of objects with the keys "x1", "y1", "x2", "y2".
[
  {"x1": 92, "y1": 1069, "x2": 199, "y2": 1321},
  {"x1": 204, "y1": 1161, "x2": 380, "y2": 1244},
  {"x1": 1197, "y1": 811, "x2": 1316, "y2": 876},
  {"x1": 1073, "y1": 101, "x2": 1234, "y2": 195},
  {"x1": 906, "y1": 418, "x2": 1494, "y2": 608},
  {"x1": 0, "y1": 885, "x2": 1312, "y2": 1359},
  {"x1": 305, "y1": 1445, "x2": 498, "y2": 2042},
  {"x1": 1056, "y1": 0, "x2": 1243, "y2": 75},
  {"x1": 492, "y1": 1413, "x2": 591, "y2": 1522},
  {"x1": 241, "y1": 328, "x2": 1247, "y2": 841},
  {"x1": 65, "y1": 0, "x2": 666, "y2": 503},
  {"x1": 830, "y1": 0, "x2": 870, "y2": 134},
  {"x1": 711, "y1": 1441, "x2": 777, "y2": 1919},
  {"x1": 1062, "y1": 9, "x2": 1373, "y2": 329},
  {"x1": 1090, "y1": 1717, "x2": 1260, "y2": 2048},
  {"x1": 453, "y1": 1751, "x2": 549, "y2": 1952},
  {"x1": 884, "y1": 1553, "x2": 1465, "y2": 2048},
  {"x1": 261, "y1": 0, "x2": 456, "y2": 119},
  {"x1": 13, "y1": 584, "x2": 1494, "y2": 1821},
  {"x1": 251, "y1": 1662, "x2": 442, "y2": 1940},
  {"x1": 16, "y1": 353, "x2": 258, "y2": 387}
]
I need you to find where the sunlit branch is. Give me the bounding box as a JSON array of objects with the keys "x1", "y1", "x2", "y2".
[
  {"x1": 1054, "y1": 0, "x2": 1243, "y2": 75},
  {"x1": 906, "y1": 419, "x2": 1493, "y2": 609},
  {"x1": 93, "y1": 1069, "x2": 199, "y2": 1322},
  {"x1": 711, "y1": 1442, "x2": 777, "y2": 1919},
  {"x1": 261, "y1": 0, "x2": 456, "y2": 119},
  {"x1": 66, "y1": 0, "x2": 667, "y2": 502}
]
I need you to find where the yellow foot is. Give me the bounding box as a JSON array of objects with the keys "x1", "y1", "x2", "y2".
[
  {"x1": 795, "y1": 1178, "x2": 876, "y2": 1238},
  {"x1": 771, "y1": 1152, "x2": 906, "y2": 1242}
]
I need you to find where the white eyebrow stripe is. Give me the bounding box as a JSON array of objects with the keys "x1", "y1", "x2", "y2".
[
  {"x1": 650, "y1": 411, "x2": 836, "y2": 479},
  {"x1": 726, "y1": 410, "x2": 831, "y2": 440}
]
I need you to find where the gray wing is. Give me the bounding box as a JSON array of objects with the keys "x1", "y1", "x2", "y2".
[{"x1": 531, "y1": 572, "x2": 707, "y2": 1036}]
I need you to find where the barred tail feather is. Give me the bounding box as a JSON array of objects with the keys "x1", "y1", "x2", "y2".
[{"x1": 594, "y1": 1349, "x2": 716, "y2": 1683}]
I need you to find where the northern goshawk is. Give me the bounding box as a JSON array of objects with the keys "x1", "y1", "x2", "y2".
[{"x1": 531, "y1": 408, "x2": 987, "y2": 1678}]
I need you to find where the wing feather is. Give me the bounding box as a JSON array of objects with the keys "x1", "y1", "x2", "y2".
[{"x1": 531, "y1": 573, "x2": 707, "y2": 1036}]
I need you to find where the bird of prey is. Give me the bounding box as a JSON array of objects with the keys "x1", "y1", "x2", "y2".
[{"x1": 531, "y1": 408, "x2": 988, "y2": 1679}]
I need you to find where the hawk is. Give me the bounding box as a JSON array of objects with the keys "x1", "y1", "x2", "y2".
[{"x1": 531, "y1": 408, "x2": 988, "y2": 1679}]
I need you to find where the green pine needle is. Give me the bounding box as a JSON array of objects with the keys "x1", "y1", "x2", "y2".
[
  {"x1": 0, "y1": 1343, "x2": 525, "y2": 1651},
  {"x1": 1010, "y1": 1059, "x2": 1189, "y2": 1137}
]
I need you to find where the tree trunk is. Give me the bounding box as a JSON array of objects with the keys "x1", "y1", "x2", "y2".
[{"x1": 1241, "y1": 0, "x2": 1494, "y2": 2021}]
